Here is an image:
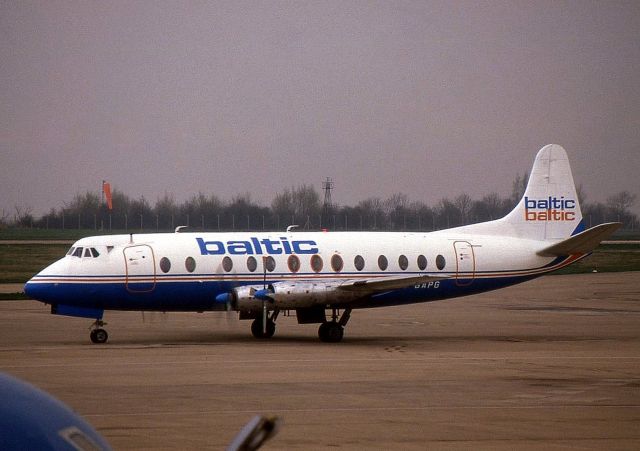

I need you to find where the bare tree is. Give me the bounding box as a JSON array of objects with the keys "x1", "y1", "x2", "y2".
[
  {"x1": 472, "y1": 192, "x2": 509, "y2": 221},
  {"x1": 454, "y1": 193, "x2": 472, "y2": 225},
  {"x1": 0, "y1": 209, "x2": 9, "y2": 228},
  {"x1": 13, "y1": 205, "x2": 34, "y2": 227},
  {"x1": 576, "y1": 184, "x2": 587, "y2": 206},
  {"x1": 271, "y1": 185, "x2": 320, "y2": 226},
  {"x1": 607, "y1": 191, "x2": 637, "y2": 223},
  {"x1": 511, "y1": 172, "x2": 528, "y2": 206},
  {"x1": 435, "y1": 197, "x2": 459, "y2": 228}
]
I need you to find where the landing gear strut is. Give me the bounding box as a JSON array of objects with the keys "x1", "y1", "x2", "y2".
[
  {"x1": 89, "y1": 319, "x2": 108, "y2": 344},
  {"x1": 251, "y1": 310, "x2": 279, "y2": 339},
  {"x1": 318, "y1": 308, "x2": 351, "y2": 343}
]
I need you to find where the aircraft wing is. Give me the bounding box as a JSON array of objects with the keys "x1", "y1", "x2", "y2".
[
  {"x1": 337, "y1": 274, "x2": 449, "y2": 293},
  {"x1": 536, "y1": 222, "x2": 622, "y2": 257}
]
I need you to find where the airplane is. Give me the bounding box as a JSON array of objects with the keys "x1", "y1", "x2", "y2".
[
  {"x1": 0, "y1": 371, "x2": 280, "y2": 450},
  {"x1": 0, "y1": 371, "x2": 112, "y2": 450},
  {"x1": 24, "y1": 144, "x2": 621, "y2": 343}
]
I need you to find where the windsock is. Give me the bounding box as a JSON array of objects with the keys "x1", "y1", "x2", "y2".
[{"x1": 102, "y1": 181, "x2": 113, "y2": 210}]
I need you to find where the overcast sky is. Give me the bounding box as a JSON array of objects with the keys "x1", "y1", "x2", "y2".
[{"x1": 2, "y1": 1, "x2": 639, "y2": 218}]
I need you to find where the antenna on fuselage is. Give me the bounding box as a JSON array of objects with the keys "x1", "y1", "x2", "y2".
[
  {"x1": 286, "y1": 225, "x2": 299, "y2": 232},
  {"x1": 174, "y1": 226, "x2": 188, "y2": 233}
]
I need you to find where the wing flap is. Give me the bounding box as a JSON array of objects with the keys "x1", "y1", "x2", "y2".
[
  {"x1": 338, "y1": 274, "x2": 448, "y2": 293},
  {"x1": 536, "y1": 222, "x2": 622, "y2": 257}
]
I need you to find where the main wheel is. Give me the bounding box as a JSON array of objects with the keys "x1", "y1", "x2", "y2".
[
  {"x1": 90, "y1": 328, "x2": 108, "y2": 344},
  {"x1": 251, "y1": 317, "x2": 276, "y2": 339},
  {"x1": 318, "y1": 321, "x2": 344, "y2": 343}
]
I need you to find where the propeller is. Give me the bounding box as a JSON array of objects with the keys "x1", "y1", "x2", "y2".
[
  {"x1": 261, "y1": 257, "x2": 268, "y2": 335},
  {"x1": 214, "y1": 258, "x2": 274, "y2": 335}
]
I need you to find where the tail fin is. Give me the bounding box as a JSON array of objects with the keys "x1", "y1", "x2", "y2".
[{"x1": 501, "y1": 144, "x2": 583, "y2": 240}]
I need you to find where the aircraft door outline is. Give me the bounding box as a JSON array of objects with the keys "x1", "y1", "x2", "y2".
[
  {"x1": 453, "y1": 241, "x2": 475, "y2": 286},
  {"x1": 124, "y1": 245, "x2": 156, "y2": 292}
]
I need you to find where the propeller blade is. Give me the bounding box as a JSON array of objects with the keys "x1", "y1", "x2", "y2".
[
  {"x1": 253, "y1": 288, "x2": 273, "y2": 301},
  {"x1": 262, "y1": 300, "x2": 267, "y2": 335},
  {"x1": 215, "y1": 292, "x2": 232, "y2": 305}
]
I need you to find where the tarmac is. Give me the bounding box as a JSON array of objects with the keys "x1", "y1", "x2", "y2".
[{"x1": 1, "y1": 272, "x2": 639, "y2": 450}]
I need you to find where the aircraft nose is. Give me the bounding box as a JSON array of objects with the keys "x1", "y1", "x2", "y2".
[
  {"x1": 24, "y1": 272, "x2": 55, "y2": 303},
  {"x1": 24, "y1": 278, "x2": 42, "y2": 301},
  {"x1": 24, "y1": 258, "x2": 69, "y2": 303}
]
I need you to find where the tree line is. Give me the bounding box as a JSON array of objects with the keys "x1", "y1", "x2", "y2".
[{"x1": 2, "y1": 177, "x2": 637, "y2": 232}]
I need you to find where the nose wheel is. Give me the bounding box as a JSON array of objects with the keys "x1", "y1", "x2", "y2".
[{"x1": 89, "y1": 320, "x2": 109, "y2": 344}]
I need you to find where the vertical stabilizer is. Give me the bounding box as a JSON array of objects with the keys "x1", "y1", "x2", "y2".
[{"x1": 501, "y1": 144, "x2": 583, "y2": 240}]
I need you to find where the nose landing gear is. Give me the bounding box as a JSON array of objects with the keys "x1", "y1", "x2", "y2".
[{"x1": 89, "y1": 320, "x2": 109, "y2": 344}]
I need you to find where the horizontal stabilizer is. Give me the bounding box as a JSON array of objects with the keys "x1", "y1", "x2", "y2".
[
  {"x1": 338, "y1": 274, "x2": 448, "y2": 293},
  {"x1": 536, "y1": 222, "x2": 622, "y2": 257}
]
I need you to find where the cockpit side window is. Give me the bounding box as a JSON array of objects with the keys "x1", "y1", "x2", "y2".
[
  {"x1": 90, "y1": 248, "x2": 100, "y2": 258},
  {"x1": 72, "y1": 247, "x2": 83, "y2": 258},
  {"x1": 83, "y1": 248, "x2": 92, "y2": 258}
]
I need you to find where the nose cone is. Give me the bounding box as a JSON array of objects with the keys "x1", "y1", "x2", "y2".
[
  {"x1": 24, "y1": 279, "x2": 38, "y2": 299},
  {"x1": 24, "y1": 277, "x2": 47, "y2": 302},
  {"x1": 24, "y1": 257, "x2": 68, "y2": 303}
]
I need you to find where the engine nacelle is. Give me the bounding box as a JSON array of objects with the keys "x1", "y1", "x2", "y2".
[{"x1": 232, "y1": 281, "x2": 357, "y2": 311}]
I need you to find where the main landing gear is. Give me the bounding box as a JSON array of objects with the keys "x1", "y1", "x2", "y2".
[
  {"x1": 89, "y1": 319, "x2": 108, "y2": 344},
  {"x1": 248, "y1": 307, "x2": 352, "y2": 342},
  {"x1": 251, "y1": 310, "x2": 279, "y2": 339},
  {"x1": 318, "y1": 308, "x2": 351, "y2": 343}
]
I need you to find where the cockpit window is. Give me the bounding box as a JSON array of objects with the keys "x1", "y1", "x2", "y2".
[{"x1": 70, "y1": 246, "x2": 100, "y2": 258}]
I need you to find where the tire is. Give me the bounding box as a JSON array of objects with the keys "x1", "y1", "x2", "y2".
[
  {"x1": 251, "y1": 318, "x2": 275, "y2": 339},
  {"x1": 318, "y1": 321, "x2": 344, "y2": 343},
  {"x1": 90, "y1": 328, "x2": 108, "y2": 344}
]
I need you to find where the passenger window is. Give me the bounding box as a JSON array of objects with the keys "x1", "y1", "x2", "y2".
[
  {"x1": 72, "y1": 247, "x2": 83, "y2": 258},
  {"x1": 264, "y1": 256, "x2": 276, "y2": 272},
  {"x1": 310, "y1": 254, "x2": 323, "y2": 273},
  {"x1": 222, "y1": 256, "x2": 233, "y2": 272},
  {"x1": 90, "y1": 248, "x2": 100, "y2": 258},
  {"x1": 398, "y1": 255, "x2": 408, "y2": 270},
  {"x1": 331, "y1": 254, "x2": 343, "y2": 272},
  {"x1": 378, "y1": 255, "x2": 388, "y2": 271},
  {"x1": 160, "y1": 257, "x2": 171, "y2": 273},
  {"x1": 288, "y1": 255, "x2": 300, "y2": 273},
  {"x1": 185, "y1": 256, "x2": 196, "y2": 273},
  {"x1": 417, "y1": 255, "x2": 427, "y2": 271},
  {"x1": 354, "y1": 255, "x2": 365, "y2": 271},
  {"x1": 83, "y1": 248, "x2": 92, "y2": 258},
  {"x1": 247, "y1": 256, "x2": 257, "y2": 272},
  {"x1": 436, "y1": 254, "x2": 446, "y2": 270}
]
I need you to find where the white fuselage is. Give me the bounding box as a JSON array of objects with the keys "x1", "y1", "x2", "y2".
[{"x1": 25, "y1": 229, "x2": 576, "y2": 313}]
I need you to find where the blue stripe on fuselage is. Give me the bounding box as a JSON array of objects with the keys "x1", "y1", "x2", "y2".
[{"x1": 26, "y1": 273, "x2": 537, "y2": 312}]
